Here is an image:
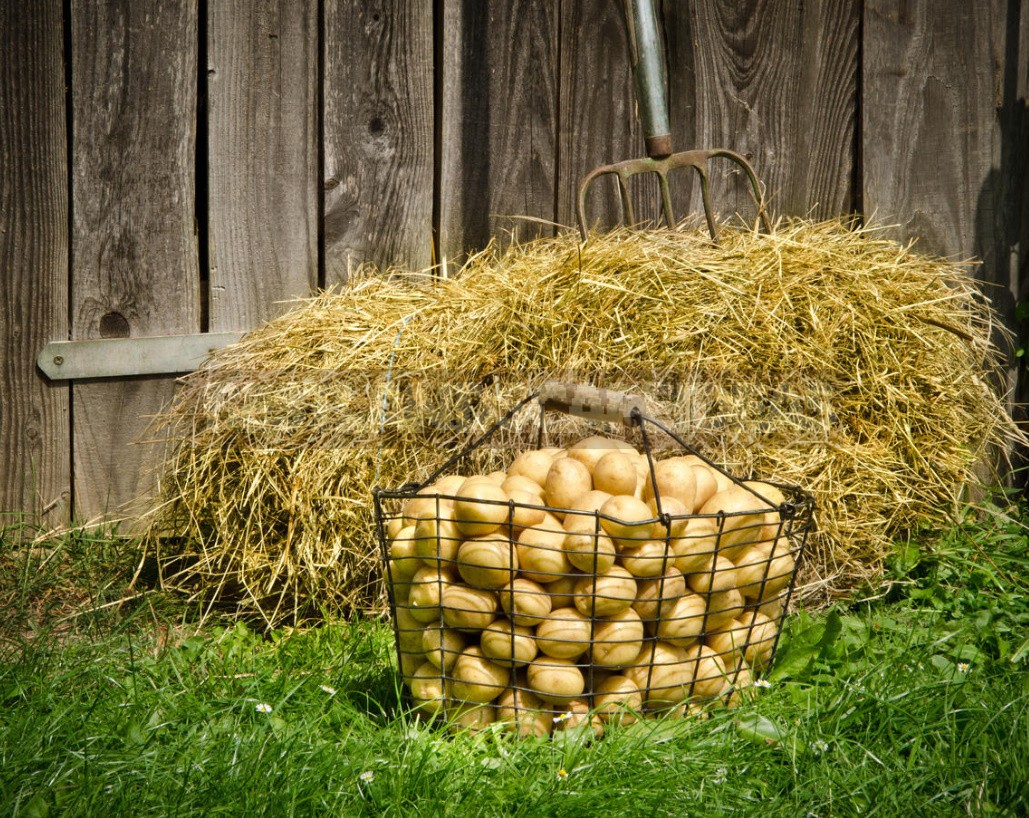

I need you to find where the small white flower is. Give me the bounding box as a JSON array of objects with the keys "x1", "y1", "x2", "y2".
[
  {"x1": 754, "y1": 678, "x2": 772, "y2": 689},
  {"x1": 556, "y1": 768, "x2": 569, "y2": 781},
  {"x1": 553, "y1": 711, "x2": 573, "y2": 723},
  {"x1": 957, "y1": 662, "x2": 970, "y2": 673},
  {"x1": 812, "y1": 739, "x2": 829, "y2": 755},
  {"x1": 711, "y1": 767, "x2": 728, "y2": 784},
  {"x1": 359, "y1": 770, "x2": 375, "y2": 784},
  {"x1": 320, "y1": 685, "x2": 338, "y2": 696},
  {"x1": 255, "y1": 702, "x2": 273, "y2": 714}
]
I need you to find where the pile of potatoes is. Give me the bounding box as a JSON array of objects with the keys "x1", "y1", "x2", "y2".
[{"x1": 383, "y1": 435, "x2": 802, "y2": 737}]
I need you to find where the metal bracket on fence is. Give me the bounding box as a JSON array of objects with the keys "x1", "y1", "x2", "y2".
[{"x1": 37, "y1": 332, "x2": 244, "y2": 380}]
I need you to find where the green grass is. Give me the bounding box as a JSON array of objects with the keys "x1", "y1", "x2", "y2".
[{"x1": 1, "y1": 505, "x2": 1027, "y2": 817}]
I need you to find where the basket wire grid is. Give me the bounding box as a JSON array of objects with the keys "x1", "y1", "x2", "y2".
[{"x1": 373, "y1": 386, "x2": 814, "y2": 735}]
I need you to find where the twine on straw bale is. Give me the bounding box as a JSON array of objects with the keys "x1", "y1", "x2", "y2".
[{"x1": 142, "y1": 218, "x2": 1023, "y2": 626}]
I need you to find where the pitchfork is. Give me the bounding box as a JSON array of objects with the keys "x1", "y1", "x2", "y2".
[{"x1": 576, "y1": 0, "x2": 771, "y2": 241}]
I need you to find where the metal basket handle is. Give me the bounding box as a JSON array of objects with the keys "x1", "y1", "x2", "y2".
[{"x1": 538, "y1": 380, "x2": 645, "y2": 427}]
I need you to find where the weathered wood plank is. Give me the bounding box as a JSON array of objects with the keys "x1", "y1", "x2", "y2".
[
  {"x1": 70, "y1": 0, "x2": 200, "y2": 522},
  {"x1": 664, "y1": 0, "x2": 858, "y2": 223},
  {"x1": 438, "y1": 0, "x2": 559, "y2": 257},
  {"x1": 863, "y1": 0, "x2": 1007, "y2": 266},
  {"x1": 557, "y1": 0, "x2": 655, "y2": 231},
  {"x1": 207, "y1": 0, "x2": 318, "y2": 330},
  {"x1": 0, "y1": 0, "x2": 71, "y2": 527},
  {"x1": 323, "y1": 0, "x2": 434, "y2": 282}
]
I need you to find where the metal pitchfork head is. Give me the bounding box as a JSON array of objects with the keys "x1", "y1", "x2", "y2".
[{"x1": 576, "y1": 0, "x2": 771, "y2": 242}]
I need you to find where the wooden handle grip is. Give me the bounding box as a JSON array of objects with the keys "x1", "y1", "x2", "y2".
[{"x1": 538, "y1": 381, "x2": 644, "y2": 426}]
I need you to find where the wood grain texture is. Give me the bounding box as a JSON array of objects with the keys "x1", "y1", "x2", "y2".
[
  {"x1": 863, "y1": 0, "x2": 1006, "y2": 265},
  {"x1": 438, "y1": 0, "x2": 559, "y2": 257},
  {"x1": 0, "y1": 0, "x2": 71, "y2": 526},
  {"x1": 71, "y1": 0, "x2": 200, "y2": 522},
  {"x1": 664, "y1": 0, "x2": 858, "y2": 223},
  {"x1": 557, "y1": 0, "x2": 656, "y2": 231},
  {"x1": 207, "y1": 0, "x2": 318, "y2": 330},
  {"x1": 323, "y1": 0, "x2": 434, "y2": 283}
]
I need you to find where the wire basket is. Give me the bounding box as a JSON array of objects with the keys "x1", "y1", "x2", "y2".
[{"x1": 373, "y1": 382, "x2": 814, "y2": 736}]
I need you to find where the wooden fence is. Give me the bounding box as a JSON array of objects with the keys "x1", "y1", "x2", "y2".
[{"x1": 3, "y1": 0, "x2": 1027, "y2": 529}]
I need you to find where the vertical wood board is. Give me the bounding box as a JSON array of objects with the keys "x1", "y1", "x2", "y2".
[
  {"x1": 557, "y1": 0, "x2": 656, "y2": 231},
  {"x1": 664, "y1": 0, "x2": 859, "y2": 223},
  {"x1": 323, "y1": 0, "x2": 434, "y2": 283},
  {"x1": 0, "y1": 0, "x2": 71, "y2": 526},
  {"x1": 438, "y1": 0, "x2": 559, "y2": 258},
  {"x1": 207, "y1": 0, "x2": 319, "y2": 330},
  {"x1": 70, "y1": 0, "x2": 201, "y2": 522}
]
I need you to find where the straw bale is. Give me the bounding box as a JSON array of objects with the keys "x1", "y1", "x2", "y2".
[{"x1": 142, "y1": 218, "x2": 1023, "y2": 626}]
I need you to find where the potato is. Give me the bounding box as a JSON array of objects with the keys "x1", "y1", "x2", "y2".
[
  {"x1": 505, "y1": 489, "x2": 547, "y2": 531},
  {"x1": 480, "y1": 618, "x2": 538, "y2": 667},
  {"x1": 619, "y1": 539, "x2": 674, "y2": 578},
  {"x1": 705, "y1": 588, "x2": 745, "y2": 629},
  {"x1": 498, "y1": 577, "x2": 552, "y2": 627},
  {"x1": 495, "y1": 686, "x2": 552, "y2": 737},
  {"x1": 655, "y1": 592, "x2": 707, "y2": 648},
  {"x1": 563, "y1": 516, "x2": 617, "y2": 574},
  {"x1": 554, "y1": 697, "x2": 604, "y2": 739},
  {"x1": 516, "y1": 512, "x2": 572, "y2": 582},
  {"x1": 544, "y1": 457, "x2": 593, "y2": 511},
  {"x1": 686, "y1": 555, "x2": 738, "y2": 596},
  {"x1": 592, "y1": 451, "x2": 639, "y2": 496},
  {"x1": 566, "y1": 435, "x2": 632, "y2": 473},
  {"x1": 502, "y1": 474, "x2": 546, "y2": 496},
  {"x1": 690, "y1": 464, "x2": 721, "y2": 509},
  {"x1": 507, "y1": 449, "x2": 555, "y2": 488},
  {"x1": 669, "y1": 523, "x2": 719, "y2": 574},
  {"x1": 453, "y1": 477, "x2": 510, "y2": 537},
  {"x1": 535, "y1": 607, "x2": 592, "y2": 660},
  {"x1": 388, "y1": 525, "x2": 421, "y2": 599},
  {"x1": 421, "y1": 623, "x2": 467, "y2": 670},
  {"x1": 685, "y1": 643, "x2": 731, "y2": 699},
  {"x1": 440, "y1": 583, "x2": 498, "y2": 631},
  {"x1": 642, "y1": 457, "x2": 698, "y2": 512},
  {"x1": 565, "y1": 489, "x2": 613, "y2": 515},
  {"x1": 402, "y1": 492, "x2": 453, "y2": 528},
  {"x1": 573, "y1": 566, "x2": 637, "y2": 617},
  {"x1": 450, "y1": 646, "x2": 510, "y2": 703},
  {"x1": 413, "y1": 515, "x2": 463, "y2": 567},
  {"x1": 698, "y1": 485, "x2": 777, "y2": 560},
  {"x1": 395, "y1": 604, "x2": 430, "y2": 654},
  {"x1": 591, "y1": 608, "x2": 645, "y2": 668},
  {"x1": 407, "y1": 566, "x2": 455, "y2": 623},
  {"x1": 546, "y1": 574, "x2": 578, "y2": 609},
  {"x1": 593, "y1": 675, "x2": 642, "y2": 725},
  {"x1": 733, "y1": 540, "x2": 796, "y2": 598},
  {"x1": 527, "y1": 657, "x2": 585, "y2": 705},
  {"x1": 625, "y1": 641, "x2": 694, "y2": 707},
  {"x1": 447, "y1": 701, "x2": 496, "y2": 733},
  {"x1": 737, "y1": 610, "x2": 779, "y2": 669},
  {"x1": 633, "y1": 568, "x2": 687, "y2": 625},
  {"x1": 408, "y1": 661, "x2": 447, "y2": 714},
  {"x1": 599, "y1": 494, "x2": 660, "y2": 548},
  {"x1": 456, "y1": 534, "x2": 518, "y2": 590},
  {"x1": 645, "y1": 494, "x2": 690, "y2": 538}
]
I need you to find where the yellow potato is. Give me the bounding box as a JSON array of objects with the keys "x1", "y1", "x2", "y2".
[
  {"x1": 407, "y1": 566, "x2": 455, "y2": 623},
  {"x1": 592, "y1": 608, "x2": 645, "y2": 668},
  {"x1": 655, "y1": 592, "x2": 707, "y2": 648},
  {"x1": 544, "y1": 457, "x2": 593, "y2": 511},
  {"x1": 452, "y1": 477, "x2": 510, "y2": 537},
  {"x1": 456, "y1": 534, "x2": 518, "y2": 589},
  {"x1": 498, "y1": 577, "x2": 552, "y2": 627},
  {"x1": 479, "y1": 618, "x2": 538, "y2": 667},
  {"x1": 599, "y1": 494, "x2": 660, "y2": 548},
  {"x1": 619, "y1": 539, "x2": 674, "y2": 578},
  {"x1": 440, "y1": 582, "x2": 498, "y2": 631},
  {"x1": 421, "y1": 623, "x2": 467, "y2": 670},
  {"x1": 507, "y1": 449, "x2": 555, "y2": 488},
  {"x1": 593, "y1": 675, "x2": 642, "y2": 725},
  {"x1": 535, "y1": 607, "x2": 592, "y2": 660},
  {"x1": 642, "y1": 457, "x2": 698, "y2": 512},
  {"x1": 495, "y1": 686, "x2": 552, "y2": 738},
  {"x1": 592, "y1": 451, "x2": 639, "y2": 496},
  {"x1": 633, "y1": 567, "x2": 687, "y2": 625},
  {"x1": 526, "y1": 657, "x2": 585, "y2": 705},
  {"x1": 516, "y1": 512, "x2": 572, "y2": 582},
  {"x1": 563, "y1": 516, "x2": 618, "y2": 574},
  {"x1": 573, "y1": 566, "x2": 637, "y2": 617},
  {"x1": 449, "y1": 646, "x2": 510, "y2": 704}
]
